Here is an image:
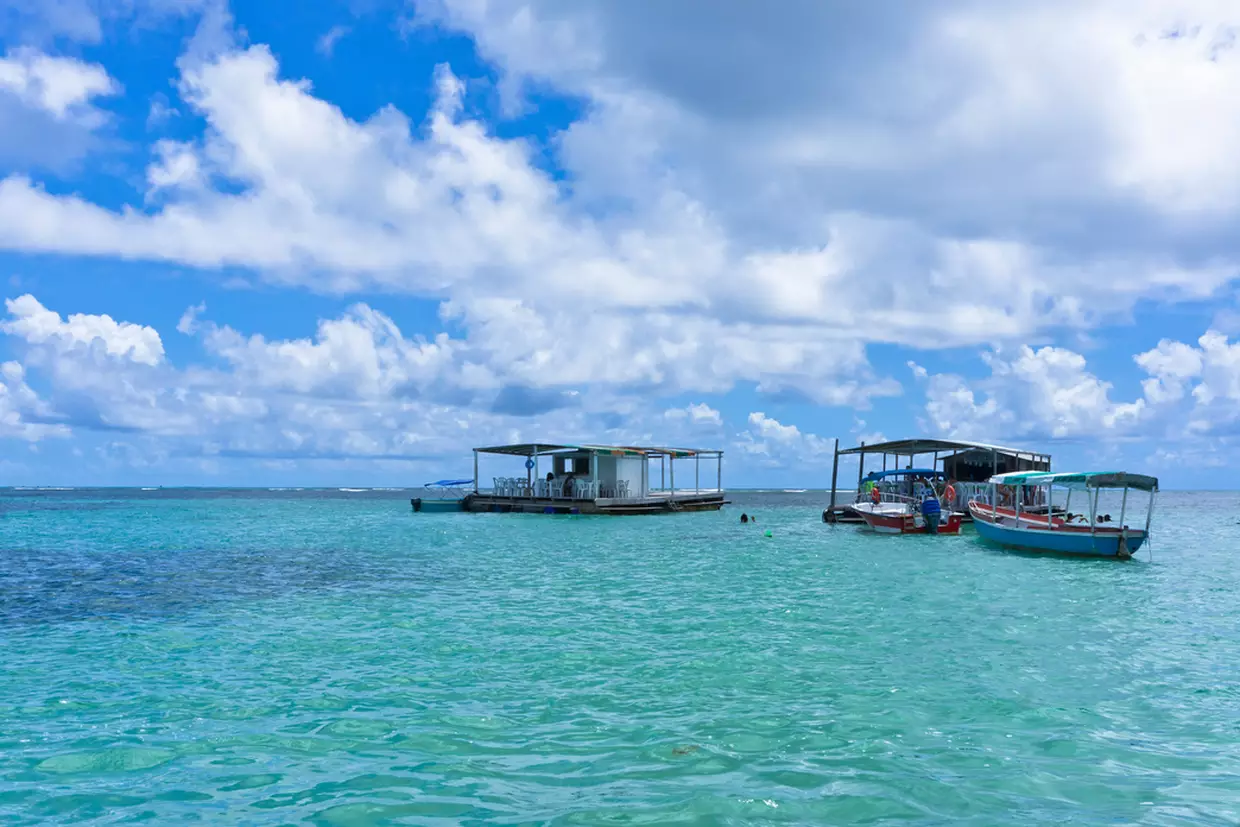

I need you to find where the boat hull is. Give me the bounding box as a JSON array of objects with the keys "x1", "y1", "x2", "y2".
[
  {"x1": 410, "y1": 498, "x2": 464, "y2": 513},
  {"x1": 969, "y1": 504, "x2": 1145, "y2": 557},
  {"x1": 857, "y1": 508, "x2": 964, "y2": 535}
]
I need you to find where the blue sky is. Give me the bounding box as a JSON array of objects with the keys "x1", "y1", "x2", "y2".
[{"x1": 1, "y1": 0, "x2": 1240, "y2": 488}]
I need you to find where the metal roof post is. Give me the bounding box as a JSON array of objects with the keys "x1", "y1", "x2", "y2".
[
  {"x1": 828, "y1": 439, "x2": 840, "y2": 512},
  {"x1": 856, "y1": 441, "x2": 866, "y2": 490}
]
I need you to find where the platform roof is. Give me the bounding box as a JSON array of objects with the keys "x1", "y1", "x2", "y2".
[
  {"x1": 838, "y1": 438, "x2": 1049, "y2": 460},
  {"x1": 474, "y1": 443, "x2": 719, "y2": 458}
]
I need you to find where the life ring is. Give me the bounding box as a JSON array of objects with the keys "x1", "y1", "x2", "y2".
[{"x1": 943, "y1": 484, "x2": 956, "y2": 506}]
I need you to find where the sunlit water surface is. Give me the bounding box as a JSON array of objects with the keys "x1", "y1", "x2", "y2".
[{"x1": 1, "y1": 489, "x2": 1237, "y2": 825}]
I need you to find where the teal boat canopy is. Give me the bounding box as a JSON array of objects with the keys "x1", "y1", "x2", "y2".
[{"x1": 989, "y1": 470, "x2": 1158, "y2": 492}]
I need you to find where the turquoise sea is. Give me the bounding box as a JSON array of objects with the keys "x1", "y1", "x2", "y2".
[{"x1": 1, "y1": 488, "x2": 1238, "y2": 825}]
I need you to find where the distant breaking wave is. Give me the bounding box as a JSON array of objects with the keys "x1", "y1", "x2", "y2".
[{"x1": 338, "y1": 488, "x2": 368, "y2": 492}]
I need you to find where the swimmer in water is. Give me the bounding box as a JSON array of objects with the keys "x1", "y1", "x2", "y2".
[{"x1": 740, "y1": 513, "x2": 749, "y2": 524}]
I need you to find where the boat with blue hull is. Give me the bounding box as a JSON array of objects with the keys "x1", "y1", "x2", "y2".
[{"x1": 969, "y1": 471, "x2": 1157, "y2": 559}]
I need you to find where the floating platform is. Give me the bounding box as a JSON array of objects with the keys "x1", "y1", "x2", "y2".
[{"x1": 464, "y1": 490, "x2": 725, "y2": 515}]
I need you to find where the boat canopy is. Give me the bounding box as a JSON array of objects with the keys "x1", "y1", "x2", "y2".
[
  {"x1": 989, "y1": 471, "x2": 1159, "y2": 492},
  {"x1": 426, "y1": 479, "x2": 473, "y2": 487},
  {"x1": 862, "y1": 468, "x2": 941, "y2": 482}
]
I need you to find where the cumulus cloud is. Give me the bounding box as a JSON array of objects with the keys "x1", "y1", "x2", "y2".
[
  {"x1": 0, "y1": 49, "x2": 116, "y2": 120},
  {"x1": 1132, "y1": 330, "x2": 1240, "y2": 435},
  {"x1": 736, "y1": 412, "x2": 836, "y2": 468},
  {"x1": 4, "y1": 10, "x2": 1233, "y2": 411},
  {"x1": 0, "y1": 360, "x2": 68, "y2": 441},
  {"x1": 3, "y1": 294, "x2": 165, "y2": 365},
  {"x1": 915, "y1": 344, "x2": 1146, "y2": 441},
  {"x1": 4, "y1": 4, "x2": 1240, "y2": 475}
]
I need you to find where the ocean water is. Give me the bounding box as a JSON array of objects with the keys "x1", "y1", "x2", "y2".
[{"x1": 1, "y1": 488, "x2": 1238, "y2": 825}]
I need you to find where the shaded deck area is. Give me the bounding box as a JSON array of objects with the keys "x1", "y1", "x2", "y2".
[{"x1": 464, "y1": 489, "x2": 726, "y2": 515}]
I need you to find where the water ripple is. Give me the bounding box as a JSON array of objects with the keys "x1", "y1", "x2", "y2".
[{"x1": 1, "y1": 490, "x2": 1239, "y2": 823}]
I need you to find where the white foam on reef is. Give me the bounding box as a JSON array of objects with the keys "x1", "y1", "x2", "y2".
[
  {"x1": 338, "y1": 488, "x2": 368, "y2": 492},
  {"x1": 783, "y1": 489, "x2": 808, "y2": 493},
  {"x1": 15, "y1": 486, "x2": 75, "y2": 491},
  {"x1": 140, "y1": 487, "x2": 158, "y2": 491}
]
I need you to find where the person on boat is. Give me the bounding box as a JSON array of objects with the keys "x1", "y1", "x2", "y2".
[
  {"x1": 562, "y1": 473, "x2": 576, "y2": 498},
  {"x1": 870, "y1": 484, "x2": 881, "y2": 505},
  {"x1": 921, "y1": 490, "x2": 942, "y2": 534},
  {"x1": 942, "y1": 479, "x2": 957, "y2": 510}
]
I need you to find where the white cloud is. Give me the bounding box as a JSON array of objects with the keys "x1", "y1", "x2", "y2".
[
  {"x1": 2, "y1": 18, "x2": 1234, "y2": 410},
  {"x1": 146, "y1": 139, "x2": 206, "y2": 196},
  {"x1": 0, "y1": 49, "x2": 116, "y2": 121},
  {"x1": 664, "y1": 402, "x2": 722, "y2": 427},
  {"x1": 5, "y1": 4, "x2": 1240, "y2": 474},
  {"x1": 737, "y1": 412, "x2": 836, "y2": 467},
  {"x1": 1131, "y1": 329, "x2": 1240, "y2": 435},
  {"x1": 197, "y1": 303, "x2": 467, "y2": 399},
  {"x1": 916, "y1": 344, "x2": 1146, "y2": 441},
  {"x1": 3, "y1": 294, "x2": 165, "y2": 365},
  {"x1": 0, "y1": 360, "x2": 68, "y2": 441},
  {"x1": 316, "y1": 25, "x2": 350, "y2": 57}
]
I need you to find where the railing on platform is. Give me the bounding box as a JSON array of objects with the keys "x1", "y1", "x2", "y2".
[{"x1": 490, "y1": 477, "x2": 636, "y2": 500}]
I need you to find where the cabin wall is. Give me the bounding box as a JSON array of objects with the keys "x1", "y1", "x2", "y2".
[
  {"x1": 596, "y1": 455, "x2": 618, "y2": 486},
  {"x1": 615, "y1": 457, "x2": 643, "y2": 497}
]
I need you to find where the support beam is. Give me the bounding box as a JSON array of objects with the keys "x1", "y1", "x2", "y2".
[
  {"x1": 695, "y1": 454, "x2": 700, "y2": 493},
  {"x1": 473, "y1": 449, "x2": 479, "y2": 494},
  {"x1": 828, "y1": 439, "x2": 840, "y2": 512},
  {"x1": 717, "y1": 453, "x2": 722, "y2": 493},
  {"x1": 856, "y1": 441, "x2": 866, "y2": 490}
]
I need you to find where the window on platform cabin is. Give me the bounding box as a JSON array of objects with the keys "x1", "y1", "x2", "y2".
[{"x1": 553, "y1": 456, "x2": 592, "y2": 475}]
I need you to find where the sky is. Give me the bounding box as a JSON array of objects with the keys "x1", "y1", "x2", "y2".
[{"x1": 1, "y1": 0, "x2": 1239, "y2": 488}]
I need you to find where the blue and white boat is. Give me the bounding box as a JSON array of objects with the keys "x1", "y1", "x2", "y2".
[
  {"x1": 968, "y1": 471, "x2": 1157, "y2": 559},
  {"x1": 410, "y1": 479, "x2": 472, "y2": 513}
]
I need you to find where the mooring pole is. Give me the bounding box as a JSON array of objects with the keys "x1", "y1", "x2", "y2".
[{"x1": 828, "y1": 439, "x2": 840, "y2": 513}]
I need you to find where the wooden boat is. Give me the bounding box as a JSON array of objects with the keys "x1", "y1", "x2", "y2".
[{"x1": 969, "y1": 471, "x2": 1157, "y2": 558}]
